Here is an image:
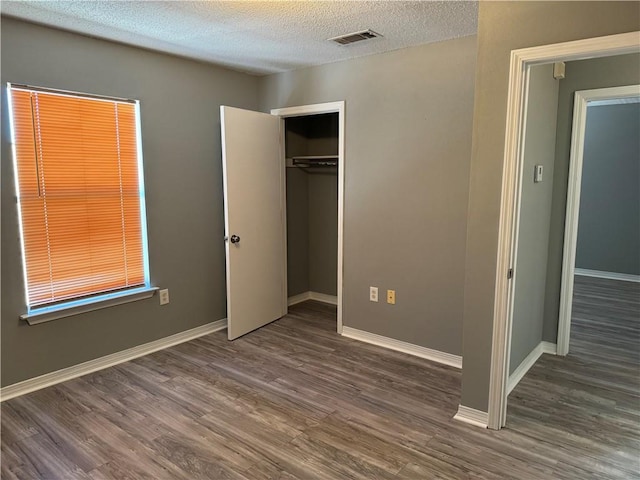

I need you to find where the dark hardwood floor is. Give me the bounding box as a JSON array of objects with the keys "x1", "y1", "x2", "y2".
[
  {"x1": 507, "y1": 275, "x2": 640, "y2": 480},
  {"x1": 2, "y1": 284, "x2": 639, "y2": 479}
]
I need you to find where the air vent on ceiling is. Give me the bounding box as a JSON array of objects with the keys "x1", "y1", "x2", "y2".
[{"x1": 329, "y1": 29, "x2": 382, "y2": 46}]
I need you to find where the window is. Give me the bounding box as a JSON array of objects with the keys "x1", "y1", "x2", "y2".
[{"x1": 8, "y1": 84, "x2": 151, "y2": 317}]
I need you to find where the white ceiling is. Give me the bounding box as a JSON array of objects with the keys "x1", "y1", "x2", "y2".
[{"x1": 1, "y1": 1, "x2": 478, "y2": 75}]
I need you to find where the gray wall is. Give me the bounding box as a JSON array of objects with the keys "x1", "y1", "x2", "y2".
[
  {"x1": 309, "y1": 173, "x2": 338, "y2": 296},
  {"x1": 260, "y1": 35, "x2": 477, "y2": 355},
  {"x1": 286, "y1": 113, "x2": 339, "y2": 157},
  {"x1": 575, "y1": 103, "x2": 640, "y2": 275},
  {"x1": 542, "y1": 53, "x2": 640, "y2": 342},
  {"x1": 462, "y1": 1, "x2": 640, "y2": 411},
  {"x1": 1, "y1": 17, "x2": 258, "y2": 386},
  {"x1": 286, "y1": 171, "x2": 338, "y2": 298},
  {"x1": 509, "y1": 64, "x2": 559, "y2": 375},
  {"x1": 286, "y1": 169, "x2": 310, "y2": 296}
]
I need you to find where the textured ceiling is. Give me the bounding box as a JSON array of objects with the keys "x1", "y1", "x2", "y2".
[{"x1": 1, "y1": 1, "x2": 478, "y2": 75}]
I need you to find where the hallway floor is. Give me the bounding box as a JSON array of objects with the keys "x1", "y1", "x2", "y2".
[{"x1": 508, "y1": 275, "x2": 640, "y2": 479}]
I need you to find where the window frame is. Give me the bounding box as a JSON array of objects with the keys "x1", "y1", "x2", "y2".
[{"x1": 7, "y1": 83, "x2": 155, "y2": 324}]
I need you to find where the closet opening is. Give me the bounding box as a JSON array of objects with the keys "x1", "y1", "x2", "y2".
[{"x1": 272, "y1": 102, "x2": 345, "y2": 333}]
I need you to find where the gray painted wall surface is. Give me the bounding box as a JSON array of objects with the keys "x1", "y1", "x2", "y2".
[
  {"x1": 309, "y1": 173, "x2": 338, "y2": 296},
  {"x1": 286, "y1": 169, "x2": 310, "y2": 296},
  {"x1": 286, "y1": 113, "x2": 339, "y2": 157},
  {"x1": 260, "y1": 35, "x2": 477, "y2": 355},
  {"x1": 286, "y1": 171, "x2": 338, "y2": 297},
  {"x1": 509, "y1": 64, "x2": 559, "y2": 376},
  {"x1": 575, "y1": 103, "x2": 640, "y2": 275},
  {"x1": 542, "y1": 53, "x2": 640, "y2": 342},
  {"x1": 462, "y1": 1, "x2": 640, "y2": 411},
  {"x1": 1, "y1": 18, "x2": 258, "y2": 386}
]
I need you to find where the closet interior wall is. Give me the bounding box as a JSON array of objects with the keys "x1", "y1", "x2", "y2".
[{"x1": 285, "y1": 113, "x2": 338, "y2": 298}]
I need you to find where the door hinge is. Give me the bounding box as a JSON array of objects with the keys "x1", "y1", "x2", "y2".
[{"x1": 507, "y1": 268, "x2": 513, "y2": 279}]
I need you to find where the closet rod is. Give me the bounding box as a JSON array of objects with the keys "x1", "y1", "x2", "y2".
[{"x1": 288, "y1": 155, "x2": 338, "y2": 167}]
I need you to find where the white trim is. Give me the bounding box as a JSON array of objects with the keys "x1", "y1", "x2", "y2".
[
  {"x1": 341, "y1": 326, "x2": 462, "y2": 369},
  {"x1": 287, "y1": 292, "x2": 311, "y2": 306},
  {"x1": 506, "y1": 341, "x2": 557, "y2": 395},
  {"x1": 337, "y1": 104, "x2": 345, "y2": 335},
  {"x1": 309, "y1": 292, "x2": 338, "y2": 305},
  {"x1": 280, "y1": 113, "x2": 289, "y2": 318},
  {"x1": 489, "y1": 32, "x2": 640, "y2": 430},
  {"x1": 489, "y1": 44, "x2": 528, "y2": 432},
  {"x1": 21, "y1": 287, "x2": 159, "y2": 325},
  {"x1": 0, "y1": 319, "x2": 228, "y2": 402},
  {"x1": 507, "y1": 344, "x2": 544, "y2": 395},
  {"x1": 558, "y1": 85, "x2": 640, "y2": 356},
  {"x1": 287, "y1": 291, "x2": 338, "y2": 306},
  {"x1": 589, "y1": 96, "x2": 640, "y2": 106},
  {"x1": 496, "y1": 63, "x2": 533, "y2": 427},
  {"x1": 541, "y1": 341, "x2": 557, "y2": 355},
  {"x1": 453, "y1": 405, "x2": 488, "y2": 429},
  {"x1": 271, "y1": 101, "x2": 345, "y2": 335},
  {"x1": 574, "y1": 268, "x2": 640, "y2": 283},
  {"x1": 271, "y1": 101, "x2": 344, "y2": 118}
]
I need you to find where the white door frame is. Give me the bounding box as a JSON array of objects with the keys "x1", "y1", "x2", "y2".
[
  {"x1": 488, "y1": 31, "x2": 640, "y2": 430},
  {"x1": 557, "y1": 85, "x2": 640, "y2": 356},
  {"x1": 270, "y1": 101, "x2": 345, "y2": 334}
]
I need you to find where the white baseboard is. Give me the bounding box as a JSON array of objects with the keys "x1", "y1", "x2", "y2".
[
  {"x1": 309, "y1": 292, "x2": 338, "y2": 305},
  {"x1": 575, "y1": 268, "x2": 640, "y2": 283},
  {"x1": 341, "y1": 326, "x2": 462, "y2": 369},
  {"x1": 0, "y1": 318, "x2": 228, "y2": 402},
  {"x1": 288, "y1": 291, "x2": 338, "y2": 306},
  {"x1": 541, "y1": 341, "x2": 557, "y2": 355},
  {"x1": 507, "y1": 341, "x2": 557, "y2": 395},
  {"x1": 287, "y1": 292, "x2": 311, "y2": 306},
  {"x1": 453, "y1": 405, "x2": 488, "y2": 428}
]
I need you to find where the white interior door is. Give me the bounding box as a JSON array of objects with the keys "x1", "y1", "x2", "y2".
[{"x1": 220, "y1": 106, "x2": 286, "y2": 340}]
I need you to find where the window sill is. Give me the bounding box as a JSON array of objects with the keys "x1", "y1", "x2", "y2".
[{"x1": 20, "y1": 287, "x2": 159, "y2": 325}]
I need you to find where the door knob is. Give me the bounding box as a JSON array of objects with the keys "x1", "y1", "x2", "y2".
[{"x1": 230, "y1": 234, "x2": 240, "y2": 244}]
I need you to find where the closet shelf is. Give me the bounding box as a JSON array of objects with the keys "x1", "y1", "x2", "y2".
[{"x1": 287, "y1": 155, "x2": 338, "y2": 168}]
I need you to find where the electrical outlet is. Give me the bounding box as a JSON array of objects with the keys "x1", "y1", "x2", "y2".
[
  {"x1": 387, "y1": 289, "x2": 396, "y2": 305},
  {"x1": 370, "y1": 286, "x2": 378, "y2": 302},
  {"x1": 159, "y1": 289, "x2": 170, "y2": 305}
]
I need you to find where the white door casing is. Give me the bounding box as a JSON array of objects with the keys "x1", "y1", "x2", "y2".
[
  {"x1": 488, "y1": 31, "x2": 640, "y2": 430},
  {"x1": 271, "y1": 101, "x2": 345, "y2": 334},
  {"x1": 557, "y1": 85, "x2": 640, "y2": 356},
  {"x1": 220, "y1": 106, "x2": 287, "y2": 340}
]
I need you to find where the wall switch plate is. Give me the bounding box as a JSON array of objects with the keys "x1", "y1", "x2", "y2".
[
  {"x1": 387, "y1": 289, "x2": 396, "y2": 305},
  {"x1": 370, "y1": 286, "x2": 378, "y2": 302},
  {"x1": 159, "y1": 289, "x2": 170, "y2": 305},
  {"x1": 534, "y1": 165, "x2": 544, "y2": 183}
]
